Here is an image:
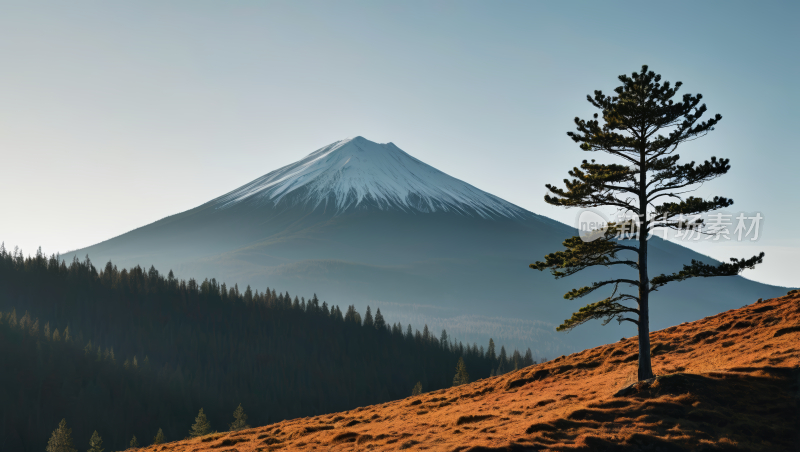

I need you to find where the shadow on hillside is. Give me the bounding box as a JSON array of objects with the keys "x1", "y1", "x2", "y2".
[{"x1": 519, "y1": 370, "x2": 799, "y2": 451}]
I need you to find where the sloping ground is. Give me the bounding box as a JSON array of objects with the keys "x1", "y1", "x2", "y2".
[{"x1": 141, "y1": 293, "x2": 800, "y2": 452}]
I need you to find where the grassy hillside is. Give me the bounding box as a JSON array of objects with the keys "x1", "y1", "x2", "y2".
[{"x1": 137, "y1": 292, "x2": 800, "y2": 451}]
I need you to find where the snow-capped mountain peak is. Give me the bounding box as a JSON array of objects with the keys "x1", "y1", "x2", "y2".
[{"x1": 215, "y1": 136, "x2": 526, "y2": 218}]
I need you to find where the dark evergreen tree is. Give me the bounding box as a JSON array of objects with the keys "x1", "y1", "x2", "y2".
[
  {"x1": 405, "y1": 324, "x2": 413, "y2": 341},
  {"x1": 512, "y1": 349, "x2": 522, "y2": 371},
  {"x1": 331, "y1": 305, "x2": 344, "y2": 321},
  {"x1": 189, "y1": 408, "x2": 211, "y2": 438},
  {"x1": 531, "y1": 65, "x2": 763, "y2": 381},
  {"x1": 243, "y1": 285, "x2": 253, "y2": 304},
  {"x1": 439, "y1": 329, "x2": 449, "y2": 350},
  {"x1": 411, "y1": 381, "x2": 423, "y2": 396},
  {"x1": 523, "y1": 348, "x2": 534, "y2": 367},
  {"x1": 129, "y1": 435, "x2": 139, "y2": 448},
  {"x1": 497, "y1": 346, "x2": 507, "y2": 375},
  {"x1": 363, "y1": 306, "x2": 374, "y2": 328},
  {"x1": 487, "y1": 338, "x2": 496, "y2": 362},
  {"x1": 374, "y1": 308, "x2": 386, "y2": 330},
  {"x1": 344, "y1": 305, "x2": 361, "y2": 325},
  {"x1": 229, "y1": 404, "x2": 250, "y2": 431},
  {"x1": 452, "y1": 357, "x2": 470, "y2": 386},
  {"x1": 152, "y1": 428, "x2": 164, "y2": 445},
  {"x1": 87, "y1": 430, "x2": 104, "y2": 452},
  {"x1": 45, "y1": 419, "x2": 77, "y2": 452}
]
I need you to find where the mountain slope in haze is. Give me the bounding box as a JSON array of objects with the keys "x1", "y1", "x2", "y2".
[
  {"x1": 60, "y1": 136, "x2": 790, "y2": 353},
  {"x1": 136, "y1": 292, "x2": 800, "y2": 452}
]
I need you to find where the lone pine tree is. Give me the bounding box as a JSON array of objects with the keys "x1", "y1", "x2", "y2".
[
  {"x1": 411, "y1": 381, "x2": 423, "y2": 396},
  {"x1": 45, "y1": 419, "x2": 77, "y2": 452},
  {"x1": 129, "y1": 435, "x2": 139, "y2": 448},
  {"x1": 190, "y1": 408, "x2": 212, "y2": 438},
  {"x1": 229, "y1": 404, "x2": 250, "y2": 431},
  {"x1": 532, "y1": 65, "x2": 763, "y2": 381}
]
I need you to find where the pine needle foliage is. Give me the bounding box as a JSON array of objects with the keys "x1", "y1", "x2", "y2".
[
  {"x1": 129, "y1": 435, "x2": 139, "y2": 448},
  {"x1": 229, "y1": 404, "x2": 250, "y2": 431},
  {"x1": 411, "y1": 381, "x2": 423, "y2": 396},
  {"x1": 189, "y1": 408, "x2": 211, "y2": 438},
  {"x1": 531, "y1": 65, "x2": 764, "y2": 381},
  {"x1": 45, "y1": 419, "x2": 77, "y2": 452}
]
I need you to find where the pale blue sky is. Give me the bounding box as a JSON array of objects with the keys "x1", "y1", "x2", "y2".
[{"x1": 1, "y1": 1, "x2": 797, "y2": 287}]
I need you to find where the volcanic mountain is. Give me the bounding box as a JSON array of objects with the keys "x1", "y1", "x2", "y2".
[{"x1": 61, "y1": 136, "x2": 788, "y2": 353}]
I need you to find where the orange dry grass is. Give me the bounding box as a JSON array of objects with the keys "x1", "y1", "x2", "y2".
[{"x1": 140, "y1": 293, "x2": 800, "y2": 452}]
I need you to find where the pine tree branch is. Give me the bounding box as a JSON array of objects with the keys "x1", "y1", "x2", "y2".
[
  {"x1": 654, "y1": 196, "x2": 734, "y2": 219},
  {"x1": 556, "y1": 296, "x2": 640, "y2": 332},
  {"x1": 650, "y1": 252, "x2": 764, "y2": 291},
  {"x1": 530, "y1": 234, "x2": 639, "y2": 278},
  {"x1": 647, "y1": 156, "x2": 730, "y2": 196},
  {"x1": 564, "y1": 279, "x2": 640, "y2": 300}
]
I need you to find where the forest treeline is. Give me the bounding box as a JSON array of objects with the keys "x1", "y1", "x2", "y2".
[{"x1": 0, "y1": 245, "x2": 536, "y2": 451}]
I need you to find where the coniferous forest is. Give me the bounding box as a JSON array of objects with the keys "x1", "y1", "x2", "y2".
[{"x1": 0, "y1": 245, "x2": 535, "y2": 451}]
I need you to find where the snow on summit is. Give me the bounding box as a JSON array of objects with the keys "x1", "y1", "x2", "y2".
[{"x1": 216, "y1": 136, "x2": 526, "y2": 218}]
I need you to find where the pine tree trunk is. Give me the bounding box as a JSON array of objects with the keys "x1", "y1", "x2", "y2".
[
  {"x1": 637, "y1": 148, "x2": 654, "y2": 381},
  {"x1": 637, "y1": 275, "x2": 654, "y2": 380}
]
